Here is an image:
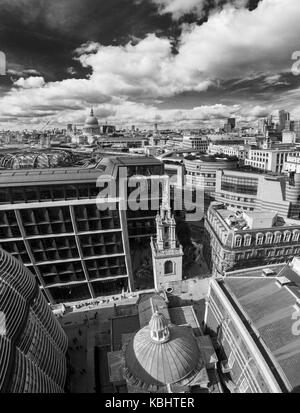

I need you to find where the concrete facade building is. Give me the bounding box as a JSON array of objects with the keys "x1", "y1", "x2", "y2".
[
  {"x1": 215, "y1": 169, "x2": 300, "y2": 218},
  {"x1": 182, "y1": 134, "x2": 209, "y2": 152},
  {"x1": 245, "y1": 148, "x2": 300, "y2": 174},
  {"x1": 0, "y1": 157, "x2": 165, "y2": 304},
  {"x1": 208, "y1": 143, "x2": 247, "y2": 161},
  {"x1": 184, "y1": 155, "x2": 238, "y2": 212}
]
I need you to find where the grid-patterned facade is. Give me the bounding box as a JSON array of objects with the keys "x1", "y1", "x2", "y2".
[{"x1": 0, "y1": 160, "x2": 163, "y2": 304}]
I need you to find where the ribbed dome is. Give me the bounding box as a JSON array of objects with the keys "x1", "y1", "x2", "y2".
[
  {"x1": 124, "y1": 322, "x2": 202, "y2": 388},
  {"x1": 85, "y1": 109, "x2": 99, "y2": 126},
  {"x1": 0, "y1": 248, "x2": 68, "y2": 393}
]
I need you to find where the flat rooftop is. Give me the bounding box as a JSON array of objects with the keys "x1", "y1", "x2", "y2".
[
  {"x1": 221, "y1": 263, "x2": 300, "y2": 391},
  {"x1": 216, "y1": 207, "x2": 298, "y2": 230},
  {"x1": 0, "y1": 167, "x2": 103, "y2": 186}
]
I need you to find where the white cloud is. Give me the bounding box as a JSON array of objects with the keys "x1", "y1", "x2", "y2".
[
  {"x1": 13, "y1": 76, "x2": 46, "y2": 89},
  {"x1": 1, "y1": 0, "x2": 300, "y2": 128},
  {"x1": 151, "y1": 0, "x2": 207, "y2": 19},
  {"x1": 147, "y1": 0, "x2": 248, "y2": 19}
]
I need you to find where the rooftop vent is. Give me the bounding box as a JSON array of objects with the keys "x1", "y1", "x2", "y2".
[
  {"x1": 276, "y1": 276, "x2": 292, "y2": 287},
  {"x1": 262, "y1": 268, "x2": 276, "y2": 277}
]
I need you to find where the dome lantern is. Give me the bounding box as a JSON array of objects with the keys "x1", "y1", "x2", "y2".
[{"x1": 149, "y1": 311, "x2": 170, "y2": 343}]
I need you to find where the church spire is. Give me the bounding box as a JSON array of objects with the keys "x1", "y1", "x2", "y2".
[{"x1": 151, "y1": 176, "x2": 184, "y2": 292}]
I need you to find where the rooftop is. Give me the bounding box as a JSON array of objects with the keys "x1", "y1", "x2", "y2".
[
  {"x1": 184, "y1": 154, "x2": 238, "y2": 163},
  {"x1": 213, "y1": 204, "x2": 299, "y2": 230},
  {"x1": 221, "y1": 258, "x2": 300, "y2": 391},
  {"x1": 0, "y1": 167, "x2": 103, "y2": 186}
]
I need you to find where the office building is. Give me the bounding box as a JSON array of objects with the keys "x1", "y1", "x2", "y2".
[
  {"x1": 244, "y1": 148, "x2": 300, "y2": 174},
  {"x1": 0, "y1": 247, "x2": 68, "y2": 393},
  {"x1": 279, "y1": 110, "x2": 290, "y2": 132},
  {"x1": 0, "y1": 157, "x2": 164, "y2": 304},
  {"x1": 208, "y1": 143, "x2": 247, "y2": 161},
  {"x1": 184, "y1": 155, "x2": 238, "y2": 212},
  {"x1": 215, "y1": 168, "x2": 300, "y2": 219},
  {"x1": 182, "y1": 134, "x2": 209, "y2": 152}
]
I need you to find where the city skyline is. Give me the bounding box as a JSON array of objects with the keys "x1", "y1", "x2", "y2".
[{"x1": 0, "y1": 0, "x2": 300, "y2": 130}]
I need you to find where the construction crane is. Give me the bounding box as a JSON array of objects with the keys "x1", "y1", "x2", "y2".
[{"x1": 40, "y1": 119, "x2": 52, "y2": 132}]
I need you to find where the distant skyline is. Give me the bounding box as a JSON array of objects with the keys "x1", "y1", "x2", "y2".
[{"x1": 0, "y1": 0, "x2": 300, "y2": 129}]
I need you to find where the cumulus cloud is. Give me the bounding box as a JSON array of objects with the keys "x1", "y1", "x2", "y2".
[
  {"x1": 1, "y1": 0, "x2": 300, "y2": 128},
  {"x1": 13, "y1": 76, "x2": 46, "y2": 89},
  {"x1": 145, "y1": 0, "x2": 249, "y2": 19},
  {"x1": 76, "y1": 0, "x2": 300, "y2": 97}
]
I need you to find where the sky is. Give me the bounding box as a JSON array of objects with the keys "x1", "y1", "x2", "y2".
[{"x1": 0, "y1": 0, "x2": 300, "y2": 130}]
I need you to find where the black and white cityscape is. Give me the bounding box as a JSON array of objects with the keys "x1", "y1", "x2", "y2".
[{"x1": 1, "y1": 0, "x2": 300, "y2": 398}]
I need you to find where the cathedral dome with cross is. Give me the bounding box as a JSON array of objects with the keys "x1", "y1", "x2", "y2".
[{"x1": 83, "y1": 108, "x2": 101, "y2": 136}]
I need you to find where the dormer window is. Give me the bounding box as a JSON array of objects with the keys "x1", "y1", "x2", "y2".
[
  {"x1": 283, "y1": 231, "x2": 291, "y2": 243},
  {"x1": 265, "y1": 232, "x2": 273, "y2": 244},
  {"x1": 234, "y1": 236, "x2": 242, "y2": 248},
  {"x1": 274, "y1": 232, "x2": 282, "y2": 243},
  {"x1": 256, "y1": 233, "x2": 264, "y2": 246},
  {"x1": 292, "y1": 230, "x2": 300, "y2": 242},
  {"x1": 244, "y1": 235, "x2": 251, "y2": 247}
]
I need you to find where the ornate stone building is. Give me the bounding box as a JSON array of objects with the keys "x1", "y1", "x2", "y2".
[{"x1": 205, "y1": 202, "x2": 300, "y2": 276}]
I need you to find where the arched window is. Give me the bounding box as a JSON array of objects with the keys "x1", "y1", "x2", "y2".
[{"x1": 164, "y1": 261, "x2": 174, "y2": 275}]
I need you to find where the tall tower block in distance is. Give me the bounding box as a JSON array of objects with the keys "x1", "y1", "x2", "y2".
[{"x1": 151, "y1": 178, "x2": 183, "y2": 292}]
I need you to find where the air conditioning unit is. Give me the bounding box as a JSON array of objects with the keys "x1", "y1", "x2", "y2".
[
  {"x1": 262, "y1": 268, "x2": 275, "y2": 277},
  {"x1": 276, "y1": 276, "x2": 292, "y2": 287}
]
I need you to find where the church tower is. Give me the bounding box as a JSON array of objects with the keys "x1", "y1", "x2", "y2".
[{"x1": 151, "y1": 178, "x2": 183, "y2": 292}]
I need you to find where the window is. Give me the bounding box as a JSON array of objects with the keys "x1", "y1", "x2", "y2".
[
  {"x1": 239, "y1": 378, "x2": 250, "y2": 393},
  {"x1": 244, "y1": 235, "x2": 251, "y2": 247},
  {"x1": 274, "y1": 232, "x2": 282, "y2": 243},
  {"x1": 234, "y1": 236, "x2": 242, "y2": 248},
  {"x1": 293, "y1": 231, "x2": 300, "y2": 242},
  {"x1": 265, "y1": 233, "x2": 273, "y2": 244},
  {"x1": 228, "y1": 351, "x2": 235, "y2": 369},
  {"x1": 256, "y1": 233, "x2": 264, "y2": 246},
  {"x1": 164, "y1": 261, "x2": 174, "y2": 275},
  {"x1": 283, "y1": 231, "x2": 291, "y2": 243}
]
